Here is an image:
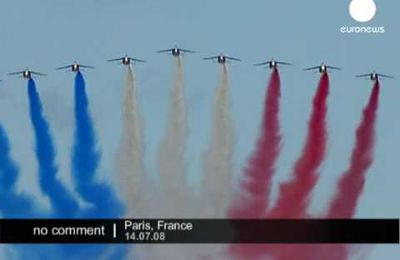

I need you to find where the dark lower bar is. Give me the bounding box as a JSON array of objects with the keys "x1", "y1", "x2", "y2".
[{"x1": 0, "y1": 219, "x2": 398, "y2": 244}]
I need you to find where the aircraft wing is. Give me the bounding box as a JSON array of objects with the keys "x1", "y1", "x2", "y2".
[
  {"x1": 156, "y1": 49, "x2": 173, "y2": 53},
  {"x1": 303, "y1": 66, "x2": 320, "y2": 71},
  {"x1": 203, "y1": 56, "x2": 219, "y2": 60},
  {"x1": 378, "y1": 73, "x2": 394, "y2": 79},
  {"x1": 80, "y1": 65, "x2": 95, "y2": 69},
  {"x1": 277, "y1": 61, "x2": 292, "y2": 65},
  {"x1": 56, "y1": 65, "x2": 72, "y2": 70},
  {"x1": 107, "y1": 57, "x2": 123, "y2": 62},
  {"x1": 131, "y1": 58, "x2": 146, "y2": 63},
  {"x1": 326, "y1": 65, "x2": 341, "y2": 70},
  {"x1": 181, "y1": 49, "x2": 195, "y2": 53},
  {"x1": 356, "y1": 73, "x2": 371, "y2": 78},
  {"x1": 253, "y1": 61, "x2": 269, "y2": 66},
  {"x1": 8, "y1": 71, "x2": 25, "y2": 75},
  {"x1": 31, "y1": 71, "x2": 46, "y2": 76},
  {"x1": 226, "y1": 56, "x2": 241, "y2": 61}
]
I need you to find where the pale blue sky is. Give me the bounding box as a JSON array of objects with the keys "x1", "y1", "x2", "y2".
[{"x1": 0, "y1": 0, "x2": 399, "y2": 259}]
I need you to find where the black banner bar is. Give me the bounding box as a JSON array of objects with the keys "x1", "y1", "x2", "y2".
[{"x1": 0, "y1": 219, "x2": 398, "y2": 244}]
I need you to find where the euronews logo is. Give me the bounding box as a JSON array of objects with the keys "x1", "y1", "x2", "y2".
[{"x1": 340, "y1": 0, "x2": 385, "y2": 34}]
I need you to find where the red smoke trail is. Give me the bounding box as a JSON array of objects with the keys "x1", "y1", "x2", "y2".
[
  {"x1": 314, "y1": 81, "x2": 380, "y2": 260},
  {"x1": 228, "y1": 68, "x2": 282, "y2": 218},
  {"x1": 284, "y1": 82, "x2": 380, "y2": 260},
  {"x1": 267, "y1": 72, "x2": 329, "y2": 219},
  {"x1": 327, "y1": 81, "x2": 379, "y2": 218},
  {"x1": 226, "y1": 68, "x2": 281, "y2": 260},
  {"x1": 252, "y1": 73, "x2": 330, "y2": 260}
]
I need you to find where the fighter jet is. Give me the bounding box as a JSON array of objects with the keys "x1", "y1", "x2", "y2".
[
  {"x1": 157, "y1": 46, "x2": 195, "y2": 56},
  {"x1": 254, "y1": 58, "x2": 292, "y2": 69},
  {"x1": 304, "y1": 63, "x2": 341, "y2": 73},
  {"x1": 56, "y1": 61, "x2": 95, "y2": 72},
  {"x1": 356, "y1": 71, "x2": 394, "y2": 82},
  {"x1": 8, "y1": 69, "x2": 46, "y2": 79},
  {"x1": 108, "y1": 55, "x2": 146, "y2": 65},
  {"x1": 203, "y1": 54, "x2": 241, "y2": 64}
]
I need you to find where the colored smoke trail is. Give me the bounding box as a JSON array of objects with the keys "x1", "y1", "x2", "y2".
[
  {"x1": 0, "y1": 125, "x2": 33, "y2": 218},
  {"x1": 229, "y1": 68, "x2": 282, "y2": 218},
  {"x1": 267, "y1": 73, "x2": 329, "y2": 219},
  {"x1": 327, "y1": 81, "x2": 379, "y2": 218},
  {"x1": 27, "y1": 79, "x2": 78, "y2": 218},
  {"x1": 157, "y1": 56, "x2": 190, "y2": 217},
  {"x1": 243, "y1": 73, "x2": 330, "y2": 260},
  {"x1": 203, "y1": 64, "x2": 234, "y2": 217},
  {"x1": 134, "y1": 58, "x2": 207, "y2": 260},
  {"x1": 1, "y1": 85, "x2": 69, "y2": 260},
  {"x1": 71, "y1": 72, "x2": 121, "y2": 217},
  {"x1": 116, "y1": 65, "x2": 148, "y2": 217},
  {"x1": 69, "y1": 72, "x2": 124, "y2": 259},
  {"x1": 149, "y1": 64, "x2": 237, "y2": 259},
  {"x1": 306, "y1": 82, "x2": 380, "y2": 260},
  {"x1": 1, "y1": 103, "x2": 59, "y2": 259},
  {"x1": 291, "y1": 82, "x2": 381, "y2": 260}
]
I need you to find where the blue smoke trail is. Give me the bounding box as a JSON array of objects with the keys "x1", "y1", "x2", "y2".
[
  {"x1": 0, "y1": 122, "x2": 56, "y2": 259},
  {"x1": 27, "y1": 79, "x2": 79, "y2": 218},
  {"x1": 69, "y1": 72, "x2": 125, "y2": 259},
  {"x1": 71, "y1": 72, "x2": 122, "y2": 218},
  {"x1": 0, "y1": 125, "x2": 33, "y2": 218}
]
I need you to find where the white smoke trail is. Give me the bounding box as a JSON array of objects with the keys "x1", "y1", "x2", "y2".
[
  {"x1": 116, "y1": 65, "x2": 152, "y2": 218},
  {"x1": 202, "y1": 64, "x2": 234, "y2": 218},
  {"x1": 135, "y1": 58, "x2": 233, "y2": 260},
  {"x1": 116, "y1": 65, "x2": 159, "y2": 260},
  {"x1": 133, "y1": 61, "x2": 234, "y2": 260},
  {"x1": 132, "y1": 57, "x2": 194, "y2": 260},
  {"x1": 157, "y1": 56, "x2": 192, "y2": 217}
]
